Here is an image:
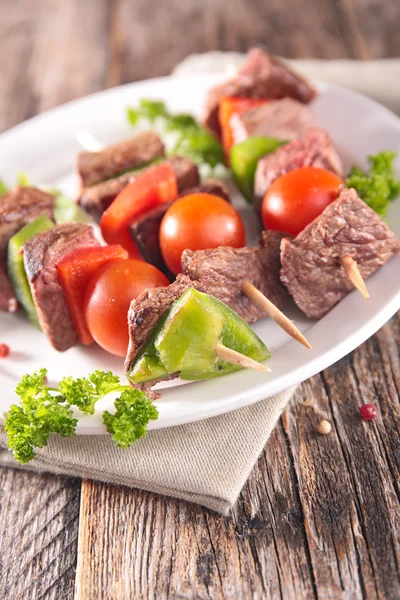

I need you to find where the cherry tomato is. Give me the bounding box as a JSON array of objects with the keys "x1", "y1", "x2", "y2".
[
  {"x1": 84, "y1": 259, "x2": 169, "y2": 357},
  {"x1": 261, "y1": 166, "x2": 343, "y2": 236},
  {"x1": 159, "y1": 193, "x2": 246, "y2": 275}
]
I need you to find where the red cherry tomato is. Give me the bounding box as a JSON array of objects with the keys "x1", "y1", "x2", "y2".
[
  {"x1": 84, "y1": 259, "x2": 169, "y2": 357},
  {"x1": 159, "y1": 193, "x2": 246, "y2": 275},
  {"x1": 261, "y1": 167, "x2": 343, "y2": 236}
]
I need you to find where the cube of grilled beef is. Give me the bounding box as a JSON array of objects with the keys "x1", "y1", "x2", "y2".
[
  {"x1": 181, "y1": 178, "x2": 230, "y2": 203},
  {"x1": 77, "y1": 131, "x2": 165, "y2": 188},
  {"x1": 125, "y1": 274, "x2": 205, "y2": 373},
  {"x1": 280, "y1": 187, "x2": 400, "y2": 319},
  {"x1": 0, "y1": 264, "x2": 18, "y2": 312},
  {"x1": 254, "y1": 128, "x2": 343, "y2": 212},
  {"x1": 129, "y1": 201, "x2": 175, "y2": 276},
  {"x1": 204, "y1": 49, "x2": 316, "y2": 138},
  {"x1": 23, "y1": 223, "x2": 99, "y2": 351},
  {"x1": 78, "y1": 155, "x2": 200, "y2": 222},
  {"x1": 181, "y1": 230, "x2": 287, "y2": 324},
  {"x1": 0, "y1": 186, "x2": 55, "y2": 312},
  {"x1": 129, "y1": 179, "x2": 231, "y2": 273},
  {"x1": 169, "y1": 155, "x2": 201, "y2": 192},
  {"x1": 230, "y1": 98, "x2": 315, "y2": 145}
]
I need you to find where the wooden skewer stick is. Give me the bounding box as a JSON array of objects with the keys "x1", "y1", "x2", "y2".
[
  {"x1": 340, "y1": 256, "x2": 370, "y2": 300},
  {"x1": 241, "y1": 280, "x2": 312, "y2": 350},
  {"x1": 215, "y1": 342, "x2": 270, "y2": 373}
]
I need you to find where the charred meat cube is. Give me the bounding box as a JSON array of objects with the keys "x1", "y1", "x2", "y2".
[
  {"x1": 77, "y1": 131, "x2": 165, "y2": 188},
  {"x1": 0, "y1": 186, "x2": 55, "y2": 312},
  {"x1": 181, "y1": 230, "x2": 287, "y2": 324},
  {"x1": 254, "y1": 128, "x2": 343, "y2": 212},
  {"x1": 204, "y1": 48, "x2": 316, "y2": 138},
  {"x1": 125, "y1": 274, "x2": 205, "y2": 373},
  {"x1": 23, "y1": 223, "x2": 99, "y2": 351},
  {"x1": 78, "y1": 155, "x2": 200, "y2": 222},
  {"x1": 129, "y1": 201, "x2": 175, "y2": 275},
  {"x1": 230, "y1": 98, "x2": 315, "y2": 145},
  {"x1": 129, "y1": 179, "x2": 231, "y2": 275},
  {"x1": 169, "y1": 155, "x2": 201, "y2": 192},
  {"x1": 181, "y1": 179, "x2": 231, "y2": 203},
  {"x1": 280, "y1": 187, "x2": 400, "y2": 319}
]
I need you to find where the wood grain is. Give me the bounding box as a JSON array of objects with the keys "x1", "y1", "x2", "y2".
[
  {"x1": 0, "y1": 470, "x2": 80, "y2": 600},
  {"x1": 75, "y1": 321, "x2": 400, "y2": 599},
  {"x1": 1, "y1": 0, "x2": 400, "y2": 599}
]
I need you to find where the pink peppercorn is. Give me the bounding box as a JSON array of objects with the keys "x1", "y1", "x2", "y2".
[
  {"x1": 359, "y1": 404, "x2": 377, "y2": 421},
  {"x1": 0, "y1": 343, "x2": 10, "y2": 358}
]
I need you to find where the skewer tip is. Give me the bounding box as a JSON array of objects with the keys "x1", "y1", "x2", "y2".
[
  {"x1": 341, "y1": 256, "x2": 370, "y2": 300},
  {"x1": 241, "y1": 280, "x2": 312, "y2": 349},
  {"x1": 215, "y1": 342, "x2": 270, "y2": 373}
]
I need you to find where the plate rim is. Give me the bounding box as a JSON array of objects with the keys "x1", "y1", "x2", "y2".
[{"x1": 1, "y1": 73, "x2": 400, "y2": 433}]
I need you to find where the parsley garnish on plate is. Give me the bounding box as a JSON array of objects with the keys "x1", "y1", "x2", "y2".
[
  {"x1": 127, "y1": 98, "x2": 224, "y2": 168},
  {"x1": 4, "y1": 369, "x2": 158, "y2": 464},
  {"x1": 346, "y1": 151, "x2": 400, "y2": 216}
]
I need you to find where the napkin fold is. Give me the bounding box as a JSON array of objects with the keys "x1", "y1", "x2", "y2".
[{"x1": 1, "y1": 54, "x2": 399, "y2": 514}]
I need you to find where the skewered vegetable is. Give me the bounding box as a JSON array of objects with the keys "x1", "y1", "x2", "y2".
[
  {"x1": 159, "y1": 194, "x2": 246, "y2": 275},
  {"x1": 100, "y1": 163, "x2": 178, "y2": 257},
  {"x1": 127, "y1": 288, "x2": 270, "y2": 384},
  {"x1": 7, "y1": 215, "x2": 54, "y2": 327},
  {"x1": 57, "y1": 245, "x2": 129, "y2": 345},
  {"x1": 218, "y1": 97, "x2": 269, "y2": 156},
  {"x1": 84, "y1": 259, "x2": 169, "y2": 357},
  {"x1": 261, "y1": 166, "x2": 343, "y2": 235},
  {"x1": 230, "y1": 136, "x2": 285, "y2": 203}
]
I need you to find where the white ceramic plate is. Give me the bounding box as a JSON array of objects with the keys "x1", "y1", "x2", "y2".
[{"x1": 1, "y1": 75, "x2": 400, "y2": 433}]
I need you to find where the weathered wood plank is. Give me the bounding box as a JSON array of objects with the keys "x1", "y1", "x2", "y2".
[
  {"x1": 75, "y1": 436, "x2": 317, "y2": 600},
  {"x1": 0, "y1": 2, "x2": 110, "y2": 599},
  {"x1": 1, "y1": 1, "x2": 400, "y2": 599},
  {"x1": 75, "y1": 316, "x2": 400, "y2": 600},
  {"x1": 282, "y1": 317, "x2": 400, "y2": 600},
  {"x1": 0, "y1": 469, "x2": 80, "y2": 600}
]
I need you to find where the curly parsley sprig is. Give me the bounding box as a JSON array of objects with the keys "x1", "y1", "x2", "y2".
[
  {"x1": 4, "y1": 369, "x2": 158, "y2": 464},
  {"x1": 127, "y1": 98, "x2": 224, "y2": 168},
  {"x1": 346, "y1": 150, "x2": 400, "y2": 216}
]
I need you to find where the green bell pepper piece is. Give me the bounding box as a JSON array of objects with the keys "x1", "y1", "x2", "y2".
[
  {"x1": 128, "y1": 288, "x2": 270, "y2": 384},
  {"x1": 7, "y1": 214, "x2": 54, "y2": 328},
  {"x1": 230, "y1": 137, "x2": 286, "y2": 203},
  {"x1": 53, "y1": 191, "x2": 91, "y2": 224}
]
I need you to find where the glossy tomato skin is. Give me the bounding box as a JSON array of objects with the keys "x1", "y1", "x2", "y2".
[
  {"x1": 159, "y1": 193, "x2": 246, "y2": 275},
  {"x1": 84, "y1": 259, "x2": 169, "y2": 357},
  {"x1": 261, "y1": 167, "x2": 343, "y2": 236}
]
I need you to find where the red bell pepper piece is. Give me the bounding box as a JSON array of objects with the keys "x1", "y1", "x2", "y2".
[
  {"x1": 100, "y1": 163, "x2": 178, "y2": 257},
  {"x1": 219, "y1": 97, "x2": 270, "y2": 157},
  {"x1": 57, "y1": 245, "x2": 128, "y2": 345}
]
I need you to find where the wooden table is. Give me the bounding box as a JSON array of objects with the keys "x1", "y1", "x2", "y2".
[{"x1": 1, "y1": 1, "x2": 400, "y2": 598}]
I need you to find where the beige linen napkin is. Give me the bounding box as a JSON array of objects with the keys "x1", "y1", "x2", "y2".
[{"x1": 1, "y1": 55, "x2": 399, "y2": 514}]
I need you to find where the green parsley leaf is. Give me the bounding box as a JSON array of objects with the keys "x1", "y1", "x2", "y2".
[
  {"x1": 103, "y1": 388, "x2": 159, "y2": 448},
  {"x1": 127, "y1": 99, "x2": 169, "y2": 125},
  {"x1": 346, "y1": 151, "x2": 400, "y2": 216},
  {"x1": 16, "y1": 172, "x2": 30, "y2": 187},
  {"x1": 4, "y1": 369, "x2": 158, "y2": 463},
  {"x1": 58, "y1": 370, "x2": 121, "y2": 415},
  {"x1": 126, "y1": 98, "x2": 224, "y2": 168},
  {"x1": 172, "y1": 127, "x2": 224, "y2": 167},
  {"x1": 5, "y1": 369, "x2": 77, "y2": 464}
]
